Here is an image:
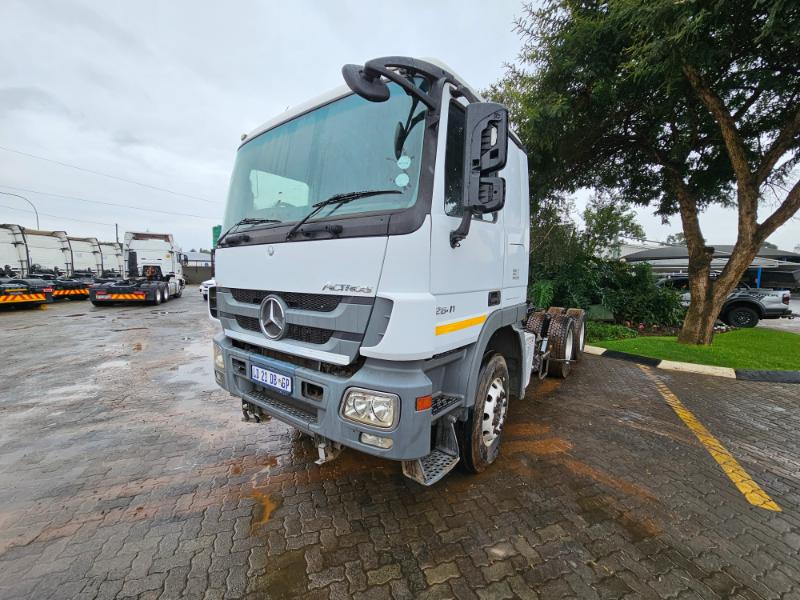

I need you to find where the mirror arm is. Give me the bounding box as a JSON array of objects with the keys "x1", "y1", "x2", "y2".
[{"x1": 450, "y1": 210, "x2": 473, "y2": 248}]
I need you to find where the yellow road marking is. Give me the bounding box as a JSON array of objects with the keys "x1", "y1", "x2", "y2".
[
  {"x1": 639, "y1": 365, "x2": 780, "y2": 512},
  {"x1": 435, "y1": 313, "x2": 487, "y2": 336}
]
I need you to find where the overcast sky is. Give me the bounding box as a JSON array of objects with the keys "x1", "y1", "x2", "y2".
[{"x1": 0, "y1": 0, "x2": 797, "y2": 252}]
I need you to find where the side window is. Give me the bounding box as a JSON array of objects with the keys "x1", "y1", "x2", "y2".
[
  {"x1": 444, "y1": 102, "x2": 465, "y2": 217},
  {"x1": 443, "y1": 101, "x2": 498, "y2": 223}
]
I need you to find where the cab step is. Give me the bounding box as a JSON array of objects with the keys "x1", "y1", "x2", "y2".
[{"x1": 402, "y1": 416, "x2": 460, "y2": 486}]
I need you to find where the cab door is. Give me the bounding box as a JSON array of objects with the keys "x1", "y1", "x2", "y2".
[{"x1": 429, "y1": 88, "x2": 505, "y2": 353}]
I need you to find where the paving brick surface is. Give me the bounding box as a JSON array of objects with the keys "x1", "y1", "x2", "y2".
[{"x1": 1, "y1": 293, "x2": 799, "y2": 598}]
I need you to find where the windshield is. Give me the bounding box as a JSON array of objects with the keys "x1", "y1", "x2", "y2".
[{"x1": 224, "y1": 82, "x2": 428, "y2": 231}]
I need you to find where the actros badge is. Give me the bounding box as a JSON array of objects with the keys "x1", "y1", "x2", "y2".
[{"x1": 322, "y1": 282, "x2": 373, "y2": 294}]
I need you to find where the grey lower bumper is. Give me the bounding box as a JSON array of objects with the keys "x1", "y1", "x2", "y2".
[{"x1": 213, "y1": 333, "x2": 436, "y2": 460}]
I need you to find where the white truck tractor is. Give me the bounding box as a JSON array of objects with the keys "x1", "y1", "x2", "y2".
[
  {"x1": 210, "y1": 57, "x2": 585, "y2": 485},
  {"x1": 89, "y1": 232, "x2": 186, "y2": 305}
]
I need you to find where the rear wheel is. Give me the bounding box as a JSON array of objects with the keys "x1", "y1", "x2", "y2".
[
  {"x1": 152, "y1": 288, "x2": 162, "y2": 305},
  {"x1": 546, "y1": 306, "x2": 565, "y2": 315},
  {"x1": 458, "y1": 354, "x2": 510, "y2": 473},
  {"x1": 726, "y1": 305, "x2": 759, "y2": 328},
  {"x1": 162, "y1": 286, "x2": 170, "y2": 302},
  {"x1": 547, "y1": 315, "x2": 576, "y2": 378},
  {"x1": 565, "y1": 308, "x2": 586, "y2": 360}
]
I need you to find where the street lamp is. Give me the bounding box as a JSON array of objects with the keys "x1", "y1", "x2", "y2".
[{"x1": 0, "y1": 191, "x2": 40, "y2": 229}]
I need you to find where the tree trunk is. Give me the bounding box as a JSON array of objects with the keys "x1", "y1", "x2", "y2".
[
  {"x1": 676, "y1": 243, "x2": 718, "y2": 345},
  {"x1": 678, "y1": 292, "x2": 721, "y2": 345}
]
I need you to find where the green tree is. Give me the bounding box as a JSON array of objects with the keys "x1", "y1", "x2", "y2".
[
  {"x1": 582, "y1": 193, "x2": 645, "y2": 256},
  {"x1": 491, "y1": 0, "x2": 800, "y2": 344},
  {"x1": 665, "y1": 233, "x2": 686, "y2": 246}
]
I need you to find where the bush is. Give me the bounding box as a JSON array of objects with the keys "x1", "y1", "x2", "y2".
[
  {"x1": 529, "y1": 279, "x2": 554, "y2": 309},
  {"x1": 586, "y1": 322, "x2": 639, "y2": 343}
]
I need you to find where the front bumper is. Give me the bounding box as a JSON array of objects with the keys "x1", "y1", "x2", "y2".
[{"x1": 213, "y1": 333, "x2": 435, "y2": 460}]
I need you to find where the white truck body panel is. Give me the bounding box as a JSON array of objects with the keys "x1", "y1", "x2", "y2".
[
  {"x1": 24, "y1": 229, "x2": 71, "y2": 274},
  {"x1": 68, "y1": 237, "x2": 102, "y2": 272},
  {"x1": 0, "y1": 224, "x2": 28, "y2": 274},
  {"x1": 99, "y1": 242, "x2": 123, "y2": 274}
]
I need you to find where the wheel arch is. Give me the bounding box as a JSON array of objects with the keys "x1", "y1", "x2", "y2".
[
  {"x1": 722, "y1": 299, "x2": 764, "y2": 319},
  {"x1": 447, "y1": 304, "x2": 527, "y2": 413}
]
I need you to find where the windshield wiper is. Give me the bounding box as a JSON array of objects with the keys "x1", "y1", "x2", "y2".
[
  {"x1": 285, "y1": 189, "x2": 401, "y2": 240},
  {"x1": 217, "y1": 217, "x2": 282, "y2": 245}
]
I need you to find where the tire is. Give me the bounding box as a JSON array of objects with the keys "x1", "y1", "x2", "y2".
[
  {"x1": 175, "y1": 285, "x2": 183, "y2": 298},
  {"x1": 547, "y1": 314, "x2": 576, "y2": 378},
  {"x1": 546, "y1": 306, "x2": 565, "y2": 315},
  {"x1": 726, "y1": 305, "x2": 759, "y2": 328},
  {"x1": 458, "y1": 354, "x2": 510, "y2": 473},
  {"x1": 162, "y1": 286, "x2": 170, "y2": 302},
  {"x1": 565, "y1": 308, "x2": 586, "y2": 360},
  {"x1": 152, "y1": 288, "x2": 161, "y2": 305},
  {"x1": 526, "y1": 311, "x2": 550, "y2": 337},
  {"x1": 91, "y1": 301, "x2": 104, "y2": 307}
]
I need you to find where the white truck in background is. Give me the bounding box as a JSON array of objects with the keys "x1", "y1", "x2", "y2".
[
  {"x1": 89, "y1": 232, "x2": 186, "y2": 305},
  {"x1": 98, "y1": 241, "x2": 124, "y2": 278},
  {"x1": 67, "y1": 236, "x2": 103, "y2": 280},
  {"x1": 210, "y1": 56, "x2": 586, "y2": 485},
  {"x1": 0, "y1": 225, "x2": 90, "y2": 300}
]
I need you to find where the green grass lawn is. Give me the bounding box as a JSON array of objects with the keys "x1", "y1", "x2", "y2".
[{"x1": 594, "y1": 328, "x2": 800, "y2": 370}]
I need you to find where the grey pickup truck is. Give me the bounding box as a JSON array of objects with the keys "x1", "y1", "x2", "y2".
[{"x1": 660, "y1": 275, "x2": 794, "y2": 327}]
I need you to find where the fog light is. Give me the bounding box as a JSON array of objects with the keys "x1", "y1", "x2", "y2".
[
  {"x1": 213, "y1": 344, "x2": 225, "y2": 371},
  {"x1": 340, "y1": 388, "x2": 398, "y2": 429},
  {"x1": 360, "y1": 433, "x2": 393, "y2": 449}
]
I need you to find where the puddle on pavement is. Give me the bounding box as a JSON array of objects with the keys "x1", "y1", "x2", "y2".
[
  {"x1": 505, "y1": 422, "x2": 551, "y2": 437},
  {"x1": 252, "y1": 549, "x2": 307, "y2": 599}
]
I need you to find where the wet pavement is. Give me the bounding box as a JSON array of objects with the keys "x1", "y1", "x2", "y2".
[{"x1": 1, "y1": 289, "x2": 800, "y2": 599}]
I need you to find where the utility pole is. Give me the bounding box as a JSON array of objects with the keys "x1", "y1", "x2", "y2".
[
  {"x1": 115, "y1": 223, "x2": 119, "y2": 244},
  {"x1": 0, "y1": 191, "x2": 39, "y2": 228}
]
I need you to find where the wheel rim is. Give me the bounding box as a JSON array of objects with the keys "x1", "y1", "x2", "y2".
[
  {"x1": 733, "y1": 311, "x2": 753, "y2": 326},
  {"x1": 481, "y1": 376, "x2": 508, "y2": 447},
  {"x1": 563, "y1": 327, "x2": 574, "y2": 360}
]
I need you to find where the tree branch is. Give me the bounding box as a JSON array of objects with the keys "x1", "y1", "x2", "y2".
[
  {"x1": 683, "y1": 64, "x2": 753, "y2": 187},
  {"x1": 755, "y1": 103, "x2": 800, "y2": 185},
  {"x1": 732, "y1": 84, "x2": 766, "y2": 121},
  {"x1": 758, "y1": 178, "x2": 800, "y2": 240}
]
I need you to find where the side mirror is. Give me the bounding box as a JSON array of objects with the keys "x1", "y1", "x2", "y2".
[
  {"x1": 464, "y1": 102, "x2": 508, "y2": 213},
  {"x1": 450, "y1": 102, "x2": 510, "y2": 247}
]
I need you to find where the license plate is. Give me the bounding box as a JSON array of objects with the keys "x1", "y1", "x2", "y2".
[
  {"x1": 96, "y1": 292, "x2": 108, "y2": 297},
  {"x1": 251, "y1": 364, "x2": 292, "y2": 394}
]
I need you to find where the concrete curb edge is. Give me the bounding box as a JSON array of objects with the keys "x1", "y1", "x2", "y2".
[{"x1": 584, "y1": 345, "x2": 800, "y2": 384}]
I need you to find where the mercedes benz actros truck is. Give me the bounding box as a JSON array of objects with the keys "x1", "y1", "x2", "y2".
[{"x1": 210, "y1": 57, "x2": 585, "y2": 485}]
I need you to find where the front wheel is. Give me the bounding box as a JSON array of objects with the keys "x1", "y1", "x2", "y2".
[
  {"x1": 726, "y1": 306, "x2": 759, "y2": 328},
  {"x1": 458, "y1": 354, "x2": 510, "y2": 473}
]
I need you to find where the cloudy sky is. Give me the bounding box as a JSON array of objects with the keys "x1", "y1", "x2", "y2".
[{"x1": 0, "y1": 0, "x2": 797, "y2": 252}]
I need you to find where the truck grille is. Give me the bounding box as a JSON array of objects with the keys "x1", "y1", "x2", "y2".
[
  {"x1": 230, "y1": 288, "x2": 342, "y2": 312},
  {"x1": 235, "y1": 315, "x2": 334, "y2": 345}
]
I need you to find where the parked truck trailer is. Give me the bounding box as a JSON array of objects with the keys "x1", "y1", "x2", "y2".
[
  {"x1": 210, "y1": 57, "x2": 585, "y2": 485},
  {"x1": 89, "y1": 232, "x2": 186, "y2": 305}
]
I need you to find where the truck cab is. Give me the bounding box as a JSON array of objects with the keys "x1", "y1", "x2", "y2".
[
  {"x1": 98, "y1": 241, "x2": 124, "y2": 279},
  {"x1": 211, "y1": 57, "x2": 576, "y2": 485},
  {"x1": 90, "y1": 232, "x2": 186, "y2": 305}
]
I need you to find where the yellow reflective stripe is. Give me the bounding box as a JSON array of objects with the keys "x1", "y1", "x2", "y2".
[
  {"x1": 435, "y1": 314, "x2": 487, "y2": 336},
  {"x1": 639, "y1": 365, "x2": 781, "y2": 512}
]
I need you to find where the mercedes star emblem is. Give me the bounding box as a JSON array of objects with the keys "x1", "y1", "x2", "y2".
[{"x1": 259, "y1": 294, "x2": 287, "y2": 340}]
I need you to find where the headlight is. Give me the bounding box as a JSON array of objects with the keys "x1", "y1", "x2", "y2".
[
  {"x1": 340, "y1": 388, "x2": 398, "y2": 429},
  {"x1": 213, "y1": 344, "x2": 225, "y2": 371}
]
